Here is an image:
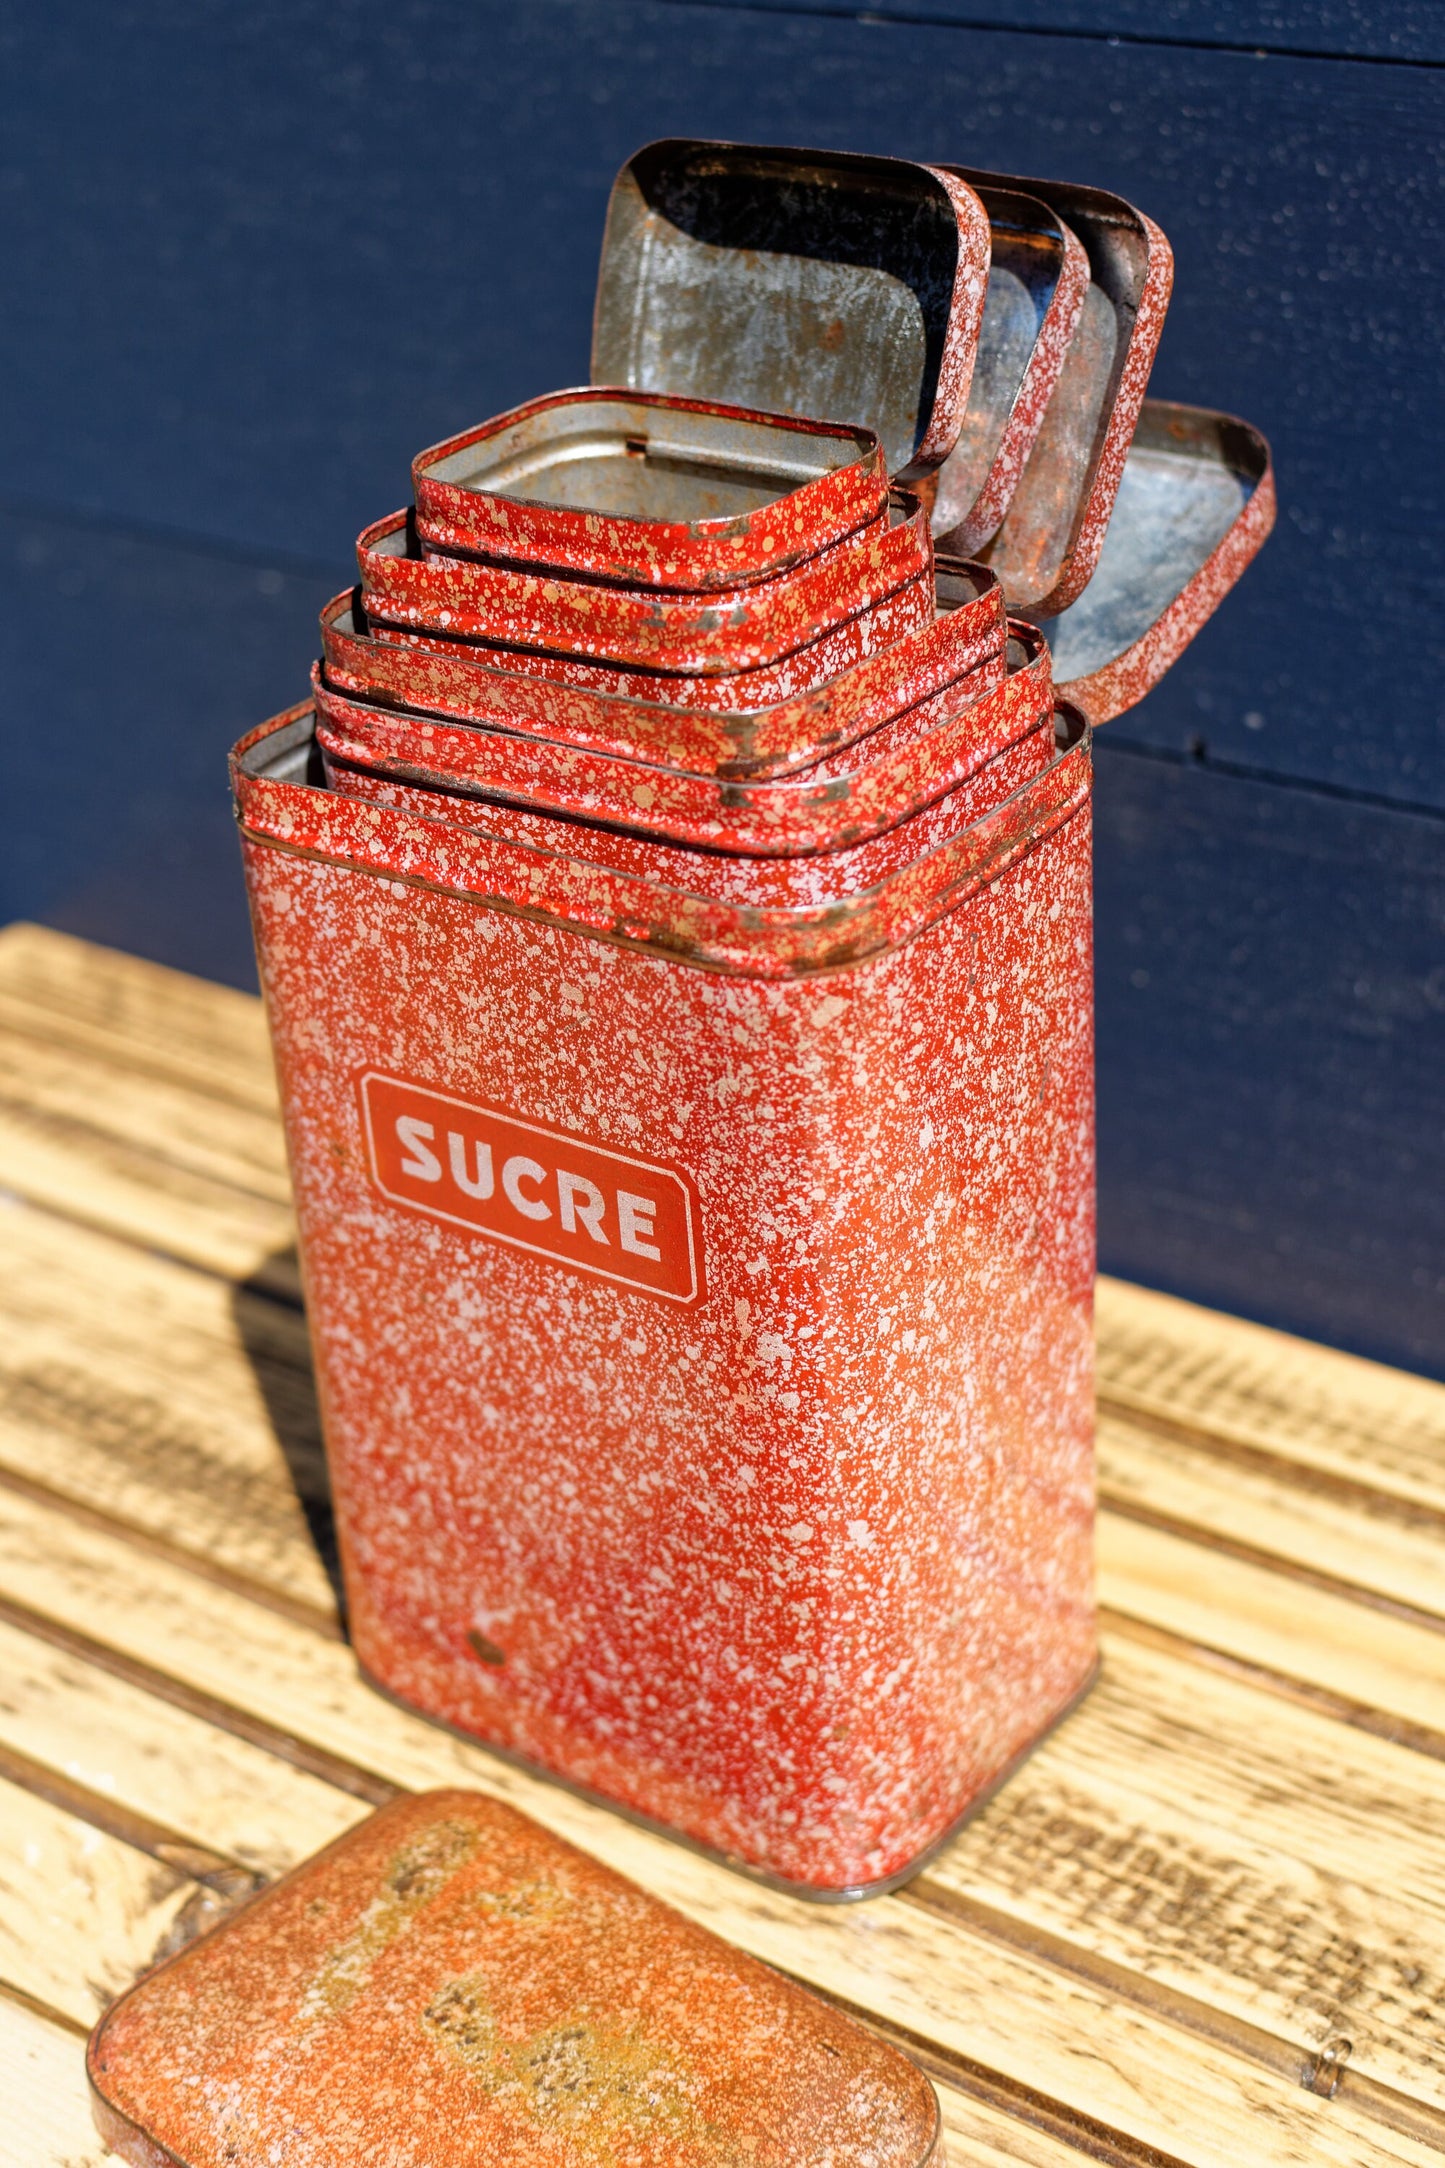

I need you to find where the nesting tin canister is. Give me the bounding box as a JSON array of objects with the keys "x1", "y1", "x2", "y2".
[{"x1": 235, "y1": 699, "x2": 1096, "y2": 1898}]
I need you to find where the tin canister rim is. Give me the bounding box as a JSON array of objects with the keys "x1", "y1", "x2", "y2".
[
  {"x1": 232, "y1": 702, "x2": 1091, "y2": 980},
  {"x1": 413, "y1": 387, "x2": 889, "y2": 593}
]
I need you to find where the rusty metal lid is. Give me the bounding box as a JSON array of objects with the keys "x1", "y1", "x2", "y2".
[
  {"x1": 1041, "y1": 398, "x2": 1276, "y2": 723},
  {"x1": 593, "y1": 138, "x2": 991, "y2": 485},
  {"x1": 89, "y1": 1790, "x2": 943, "y2": 2168},
  {"x1": 928, "y1": 186, "x2": 1089, "y2": 561},
  {"x1": 938, "y1": 170, "x2": 1174, "y2": 619}
]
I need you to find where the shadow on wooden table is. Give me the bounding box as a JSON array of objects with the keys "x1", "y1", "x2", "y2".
[{"x1": 229, "y1": 1247, "x2": 346, "y2": 1622}]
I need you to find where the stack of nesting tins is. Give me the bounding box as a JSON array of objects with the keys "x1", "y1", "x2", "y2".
[{"x1": 233, "y1": 141, "x2": 1274, "y2": 1900}]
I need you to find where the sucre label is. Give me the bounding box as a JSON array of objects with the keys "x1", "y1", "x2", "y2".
[{"x1": 359, "y1": 1072, "x2": 703, "y2": 1305}]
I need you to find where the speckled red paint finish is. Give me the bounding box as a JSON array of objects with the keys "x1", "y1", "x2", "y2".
[
  {"x1": 359, "y1": 499, "x2": 932, "y2": 676},
  {"x1": 89, "y1": 1790, "x2": 945, "y2": 2168},
  {"x1": 309, "y1": 625, "x2": 1048, "y2": 857},
  {"x1": 234, "y1": 706, "x2": 1095, "y2": 1895},
  {"x1": 319, "y1": 566, "x2": 1006, "y2": 777},
  {"x1": 413, "y1": 391, "x2": 889, "y2": 591}
]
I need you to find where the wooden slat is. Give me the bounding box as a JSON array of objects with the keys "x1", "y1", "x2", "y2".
[
  {"x1": 1097, "y1": 1275, "x2": 1445, "y2": 1517},
  {"x1": 0, "y1": 922, "x2": 294, "y2": 1290},
  {"x1": 0, "y1": 1197, "x2": 331, "y2": 1617},
  {"x1": 0, "y1": 923, "x2": 278, "y2": 1115},
  {"x1": 0, "y1": 1613, "x2": 364, "y2": 1877},
  {"x1": 0, "y1": 1609, "x2": 1090, "y2": 2168},
  {"x1": 7, "y1": 932, "x2": 1445, "y2": 2160},
  {"x1": 0, "y1": 1054, "x2": 294, "y2": 1294},
  {"x1": 0, "y1": 1989, "x2": 108, "y2": 2168},
  {"x1": 0, "y1": 1483, "x2": 1437, "y2": 2168},
  {"x1": 7, "y1": 1185, "x2": 1445, "y2": 2134},
  {"x1": 928, "y1": 1632, "x2": 1445, "y2": 2112},
  {"x1": 1099, "y1": 1511, "x2": 1445, "y2": 1736},
  {"x1": 1099, "y1": 1404, "x2": 1445, "y2": 1623},
  {"x1": 14, "y1": 1159, "x2": 1443, "y2": 1651},
  {"x1": 0, "y1": 1773, "x2": 201, "y2": 2028}
]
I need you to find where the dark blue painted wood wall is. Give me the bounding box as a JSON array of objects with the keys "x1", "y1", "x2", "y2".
[{"x1": 2, "y1": 2, "x2": 1441, "y2": 1374}]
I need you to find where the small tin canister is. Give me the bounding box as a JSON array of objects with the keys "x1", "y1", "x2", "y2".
[
  {"x1": 319, "y1": 558, "x2": 1006, "y2": 777},
  {"x1": 308, "y1": 625, "x2": 1044, "y2": 859}
]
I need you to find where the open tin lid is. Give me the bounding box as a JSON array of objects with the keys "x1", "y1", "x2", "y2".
[
  {"x1": 593, "y1": 138, "x2": 991, "y2": 484},
  {"x1": 1041, "y1": 398, "x2": 1275, "y2": 722},
  {"x1": 928, "y1": 186, "x2": 1089, "y2": 561},
  {"x1": 939, "y1": 168, "x2": 1174, "y2": 619}
]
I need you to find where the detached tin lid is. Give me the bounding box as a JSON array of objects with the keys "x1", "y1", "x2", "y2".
[
  {"x1": 1042, "y1": 398, "x2": 1276, "y2": 723},
  {"x1": 593, "y1": 138, "x2": 991, "y2": 484},
  {"x1": 88, "y1": 1791, "x2": 943, "y2": 2168}
]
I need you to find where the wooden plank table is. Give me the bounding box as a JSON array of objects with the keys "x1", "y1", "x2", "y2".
[{"x1": 3, "y1": 919, "x2": 1444, "y2": 2168}]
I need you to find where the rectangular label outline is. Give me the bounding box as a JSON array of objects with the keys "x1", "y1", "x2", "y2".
[{"x1": 358, "y1": 1070, "x2": 703, "y2": 1306}]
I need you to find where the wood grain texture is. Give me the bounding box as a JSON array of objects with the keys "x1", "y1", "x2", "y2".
[
  {"x1": 0, "y1": 1196, "x2": 329, "y2": 1616},
  {"x1": 1097, "y1": 1276, "x2": 1445, "y2": 1514},
  {"x1": 7, "y1": 934, "x2": 1445, "y2": 2162},
  {"x1": 0, "y1": 1482, "x2": 1440, "y2": 2166},
  {"x1": 0, "y1": 1989, "x2": 109, "y2": 2168},
  {"x1": 1098, "y1": 1511, "x2": 1445, "y2": 1734},
  {"x1": 0, "y1": 1773, "x2": 201, "y2": 2028},
  {"x1": 0, "y1": 924, "x2": 294, "y2": 1289},
  {"x1": 0, "y1": 1613, "x2": 364, "y2": 1879},
  {"x1": 0, "y1": 925, "x2": 278, "y2": 1118}
]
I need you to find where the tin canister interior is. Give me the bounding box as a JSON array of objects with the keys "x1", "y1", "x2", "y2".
[
  {"x1": 943, "y1": 170, "x2": 1173, "y2": 617},
  {"x1": 415, "y1": 394, "x2": 883, "y2": 555},
  {"x1": 1040, "y1": 399, "x2": 1275, "y2": 721},
  {"x1": 929, "y1": 186, "x2": 1088, "y2": 557}
]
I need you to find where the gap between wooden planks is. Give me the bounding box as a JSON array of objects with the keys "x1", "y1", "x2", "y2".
[{"x1": 4, "y1": 924, "x2": 1445, "y2": 2165}]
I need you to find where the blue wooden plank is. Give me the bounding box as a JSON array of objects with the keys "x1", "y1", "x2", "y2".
[
  {"x1": 651, "y1": 0, "x2": 1445, "y2": 66},
  {"x1": 0, "y1": 2, "x2": 1440, "y2": 810},
  {"x1": 1095, "y1": 739, "x2": 1445, "y2": 1379},
  {"x1": 0, "y1": 506, "x2": 326, "y2": 989}
]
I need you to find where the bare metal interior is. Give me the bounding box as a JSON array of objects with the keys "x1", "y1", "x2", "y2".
[
  {"x1": 964, "y1": 179, "x2": 1154, "y2": 610},
  {"x1": 423, "y1": 396, "x2": 864, "y2": 524},
  {"x1": 1040, "y1": 405, "x2": 1264, "y2": 679},
  {"x1": 593, "y1": 142, "x2": 965, "y2": 476},
  {"x1": 929, "y1": 189, "x2": 1068, "y2": 537}
]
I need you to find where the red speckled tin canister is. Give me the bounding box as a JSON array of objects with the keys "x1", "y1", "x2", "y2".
[
  {"x1": 307, "y1": 625, "x2": 1045, "y2": 858},
  {"x1": 234, "y1": 702, "x2": 1096, "y2": 1898}
]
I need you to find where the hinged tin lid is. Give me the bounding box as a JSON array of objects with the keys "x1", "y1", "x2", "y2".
[
  {"x1": 937, "y1": 169, "x2": 1174, "y2": 619},
  {"x1": 928, "y1": 186, "x2": 1089, "y2": 560},
  {"x1": 593, "y1": 138, "x2": 991, "y2": 484},
  {"x1": 1042, "y1": 398, "x2": 1275, "y2": 723},
  {"x1": 89, "y1": 1790, "x2": 943, "y2": 2168}
]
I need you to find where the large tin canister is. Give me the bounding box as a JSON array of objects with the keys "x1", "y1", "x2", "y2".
[
  {"x1": 235, "y1": 701, "x2": 1096, "y2": 1898},
  {"x1": 238, "y1": 136, "x2": 1273, "y2": 1906}
]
